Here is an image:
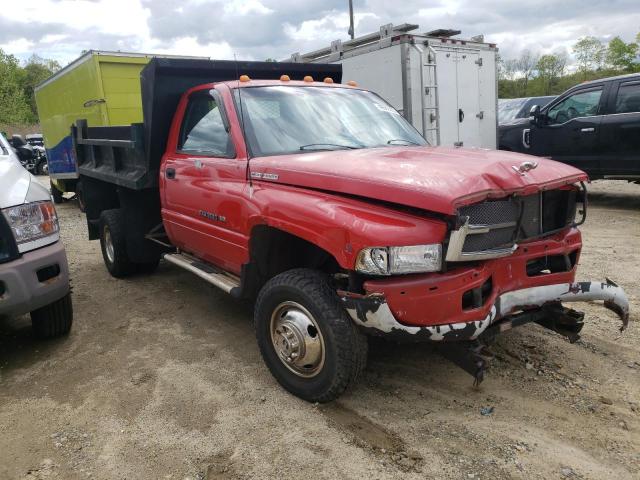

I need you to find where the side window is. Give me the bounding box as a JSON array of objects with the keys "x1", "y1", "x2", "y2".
[
  {"x1": 178, "y1": 92, "x2": 233, "y2": 157},
  {"x1": 614, "y1": 82, "x2": 640, "y2": 114},
  {"x1": 547, "y1": 89, "x2": 602, "y2": 125}
]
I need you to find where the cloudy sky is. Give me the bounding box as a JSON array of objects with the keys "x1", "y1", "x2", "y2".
[{"x1": 1, "y1": 0, "x2": 639, "y2": 67}]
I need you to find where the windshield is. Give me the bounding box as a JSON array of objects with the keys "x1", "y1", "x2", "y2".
[
  {"x1": 234, "y1": 86, "x2": 427, "y2": 157},
  {"x1": 498, "y1": 98, "x2": 528, "y2": 124}
]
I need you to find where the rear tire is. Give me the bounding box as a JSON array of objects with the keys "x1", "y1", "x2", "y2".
[
  {"x1": 254, "y1": 268, "x2": 368, "y2": 403},
  {"x1": 50, "y1": 181, "x2": 63, "y2": 204},
  {"x1": 99, "y1": 209, "x2": 136, "y2": 278},
  {"x1": 31, "y1": 293, "x2": 73, "y2": 338}
]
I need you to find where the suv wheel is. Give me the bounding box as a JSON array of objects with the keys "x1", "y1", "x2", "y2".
[
  {"x1": 254, "y1": 269, "x2": 368, "y2": 402},
  {"x1": 31, "y1": 293, "x2": 73, "y2": 338},
  {"x1": 99, "y1": 209, "x2": 136, "y2": 278}
]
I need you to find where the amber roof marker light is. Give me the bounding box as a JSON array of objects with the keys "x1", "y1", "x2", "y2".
[
  {"x1": 303, "y1": 75, "x2": 314, "y2": 82},
  {"x1": 280, "y1": 74, "x2": 290, "y2": 81},
  {"x1": 346, "y1": 80, "x2": 357, "y2": 87},
  {"x1": 239, "y1": 74, "x2": 250, "y2": 82},
  {"x1": 323, "y1": 77, "x2": 334, "y2": 83}
]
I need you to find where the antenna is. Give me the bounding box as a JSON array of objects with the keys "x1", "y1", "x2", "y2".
[{"x1": 234, "y1": 54, "x2": 252, "y2": 188}]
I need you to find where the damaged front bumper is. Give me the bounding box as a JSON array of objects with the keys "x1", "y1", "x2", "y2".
[{"x1": 339, "y1": 279, "x2": 629, "y2": 342}]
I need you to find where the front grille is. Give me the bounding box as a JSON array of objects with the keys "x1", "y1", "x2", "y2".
[{"x1": 447, "y1": 187, "x2": 581, "y2": 262}]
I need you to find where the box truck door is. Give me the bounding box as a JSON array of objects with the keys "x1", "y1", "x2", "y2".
[
  {"x1": 456, "y1": 51, "x2": 482, "y2": 148},
  {"x1": 434, "y1": 47, "x2": 459, "y2": 146}
]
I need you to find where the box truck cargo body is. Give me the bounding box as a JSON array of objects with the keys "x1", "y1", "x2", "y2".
[
  {"x1": 288, "y1": 24, "x2": 499, "y2": 149},
  {"x1": 34, "y1": 51, "x2": 204, "y2": 196}
]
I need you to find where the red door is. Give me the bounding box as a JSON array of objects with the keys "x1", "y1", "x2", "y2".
[{"x1": 161, "y1": 87, "x2": 249, "y2": 274}]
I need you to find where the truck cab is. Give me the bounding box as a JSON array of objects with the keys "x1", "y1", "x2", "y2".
[
  {"x1": 527, "y1": 73, "x2": 640, "y2": 180},
  {"x1": 64, "y1": 58, "x2": 629, "y2": 403}
]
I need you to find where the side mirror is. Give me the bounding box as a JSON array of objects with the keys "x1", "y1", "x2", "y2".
[{"x1": 529, "y1": 105, "x2": 541, "y2": 126}]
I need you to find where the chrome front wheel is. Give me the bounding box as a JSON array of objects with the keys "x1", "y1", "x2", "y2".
[{"x1": 270, "y1": 301, "x2": 325, "y2": 378}]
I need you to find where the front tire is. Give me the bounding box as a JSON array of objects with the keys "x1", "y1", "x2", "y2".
[
  {"x1": 254, "y1": 269, "x2": 368, "y2": 402},
  {"x1": 99, "y1": 209, "x2": 136, "y2": 278},
  {"x1": 31, "y1": 293, "x2": 73, "y2": 338}
]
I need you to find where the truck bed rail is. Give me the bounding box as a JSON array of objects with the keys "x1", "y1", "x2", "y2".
[{"x1": 73, "y1": 120, "x2": 151, "y2": 189}]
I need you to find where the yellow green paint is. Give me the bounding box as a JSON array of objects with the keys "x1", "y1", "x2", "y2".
[{"x1": 35, "y1": 53, "x2": 151, "y2": 150}]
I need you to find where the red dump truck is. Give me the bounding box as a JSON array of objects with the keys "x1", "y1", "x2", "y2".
[{"x1": 68, "y1": 58, "x2": 628, "y2": 402}]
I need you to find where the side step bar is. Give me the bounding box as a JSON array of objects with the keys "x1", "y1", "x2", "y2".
[{"x1": 163, "y1": 253, "x2": 240, "y2": 294}]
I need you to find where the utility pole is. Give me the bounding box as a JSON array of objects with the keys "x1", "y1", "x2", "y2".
[{"x1": 348, "y1": 0, "x2": 354, "y2": 39}]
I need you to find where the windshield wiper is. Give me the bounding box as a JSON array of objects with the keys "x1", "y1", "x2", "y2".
[
  {"x1": 386, "y1": 139, "x2": 420, "y2": 146},
  {"x1": 299, "y1": 143, "x2": 358, "y2": 151}
]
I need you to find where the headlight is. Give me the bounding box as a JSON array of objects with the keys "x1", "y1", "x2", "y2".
[
  {"x1": 355, "y1": 244, "x2": 442, "y2": 275},
  {"x1": 2, "y1": 201, "x2": 59, "y2": 253}
]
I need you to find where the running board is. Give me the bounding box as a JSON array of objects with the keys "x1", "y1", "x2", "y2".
[{"x1": 162, "y1": 253, "x2": 240, "y2": 294}]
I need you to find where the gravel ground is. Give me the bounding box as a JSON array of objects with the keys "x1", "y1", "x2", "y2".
[{"x1": 0, "y1": 179, "x2": 639, "y2": 480}]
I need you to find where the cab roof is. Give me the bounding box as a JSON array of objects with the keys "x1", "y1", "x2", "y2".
[
  {"x1": 139, "y1": 57, "x2": 342, "y2": 172},
  {"x1": 196, "y1": 79, "x2": 360, "y2": 91}
]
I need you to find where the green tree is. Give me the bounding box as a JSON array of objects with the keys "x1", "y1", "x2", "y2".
[
  {"x1": 573, "y1": 36, "x2": 606, "y2": 74},
  {"x1": 606, "y1": 36, "x2": 638, "y2": 71},
  {"x1": 536, "y1": 52, "x2": 567, "y2": 94},
  {"x1": 0, "y1": 49, "x2": 31, "y2": 124},
  {"x1": 515, "y1": 49, "x2": 539, "y2": 96},
  {"x1": 21, "y1": 54, "x2": 61, "y2": 121}
]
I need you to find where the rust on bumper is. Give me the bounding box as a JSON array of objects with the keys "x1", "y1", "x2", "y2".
[{"x1": 339, "y1": 279, "x2": 629, "y2": 341}]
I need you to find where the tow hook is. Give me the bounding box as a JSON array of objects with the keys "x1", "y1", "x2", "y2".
[{"x1": 436, "y1": 341, "x2": 494, "y2": 386}]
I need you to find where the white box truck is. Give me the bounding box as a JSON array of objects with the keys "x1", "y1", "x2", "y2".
[{"x1": 287, "y1": 23, "x2": 498, "y2": 149}]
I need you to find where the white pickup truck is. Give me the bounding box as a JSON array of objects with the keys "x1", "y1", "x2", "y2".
[{"x1": 0, "y1": 133, "x2": 72, "y2": 337}]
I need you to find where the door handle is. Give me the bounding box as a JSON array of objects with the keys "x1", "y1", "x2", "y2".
[
  {"x1": 166, "y1": 167, "x2": 176, "y2": 179},
  {"x1": 459, "y1": 108, "x2": 465, "y2": 123},
  {"x1": 580, "y1": 127, "x2": 595, "y2": 133}
]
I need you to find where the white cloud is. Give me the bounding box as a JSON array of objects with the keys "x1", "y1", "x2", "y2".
[
  {"x1": 0, "y1": 38, "x2": 35, "y2": 57},
  {"x1": 224, "y1": 0, "x2": 273, "y2": 16},
  {"x1": 146, "y1": 36, "x2": 233, "y2": 58},
  {"x1": 0, "y1": 0, "x2": 638, "y2": 67}
]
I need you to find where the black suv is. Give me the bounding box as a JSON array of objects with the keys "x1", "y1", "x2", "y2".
[
  {"x1": 527, "y1": 73, "x2": 640, "y2": 180},
  {"x1": 498, "y1": 96, "x2": 555, "y2": 151}
]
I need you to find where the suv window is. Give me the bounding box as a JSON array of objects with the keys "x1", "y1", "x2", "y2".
[
  {"x1": 547, "y1": 89, "x2": 602, "y2": 125},
  {"x1": 614, "y1": 82, "x2": 640, "y2": 114},
  {"x1": 178, "y1": 92, "x2": 233, "y2": 157}
]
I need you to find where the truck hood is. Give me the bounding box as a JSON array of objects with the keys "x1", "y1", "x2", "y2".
[
  {"x1": 250, "y1": 146, "x2": 588, "y2": 215},
  {"x1": 0, "y1": 156, "x2": 49, "y2": 208}
]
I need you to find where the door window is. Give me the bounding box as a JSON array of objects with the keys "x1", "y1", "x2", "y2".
[
  {"x1": 178, "y1": 92, "x2": 234, "y2": 157},
  {"x1": 547, "y1": 89, "x2": 602, "y2": 125},
  {"x1": 614, "y1": 82, "x2": 640, "y2": 114}
]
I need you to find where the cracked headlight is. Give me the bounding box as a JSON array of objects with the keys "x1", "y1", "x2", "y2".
[
  {"x1": 2, "y1": 201, "x2": 59, "y2": 253},
  {"x1": 355, "y1": 244, "x2": 442, "y2": 275}
]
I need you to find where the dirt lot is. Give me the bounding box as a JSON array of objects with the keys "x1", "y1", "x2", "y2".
[{"x1": 1, "y1": 180, "x2": 639, "y2": 480}]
